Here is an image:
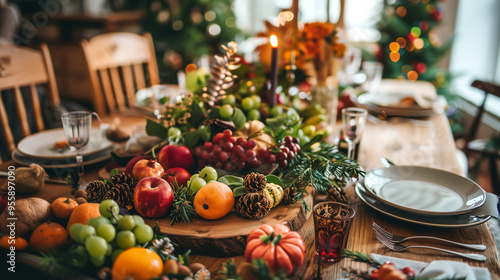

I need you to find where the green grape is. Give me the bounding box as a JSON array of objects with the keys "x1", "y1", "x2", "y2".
[
  {"x1": 167, "y1": 127, "x2": 182, "y2": 137},
  {"x1": 105, "y1": 243, "x2": 113, "y2": 256},
  {"x1": 198, "y1": 125, "x2": 211, "y2": 142},
  {"x1": 99, "y1": 199, "x2": 119, "y2": 219},
  {"x1": 87, "y1": 216, "x2": 111, "y2": 230},
  {"x1": 189, "y1": 177, "x2": 206, "y2": 194},
  {"x1": 132, "y1": 215, "x2": 145, "y2": 227},
  {"x1": 189, "y1": 174, "x2": 200, "y2": 181},
  {"x1": 219, "y1": 104, "x2": 234, "y2": 120},
  {"x1": 133, "y1": 224, "x2": 154, "y2": 244},
  {"x1": 247, "y1": 109, "x2": 261, "y2": 120},
  {"x1": 110, "y1": 214, "x2": 123, "y2": 225},
  {"x1": 242, "y1": 97, "x2": 254, "y2": 111},
  {"x1": 97, "y1": 223, "x2": 116, "y2": 242},
  {"x1": 85, "y1": 236, "x2": 108, "y2": 258},
  {"x1": 199, "y1": 166, "x2": 217, "y2": 181},
  {"x1": 251, "y1": 95, "x2": 262, "y2": 108},
  {"x1": 270, "y1": 106, "x2": 283, "y2": 117},
  {"x1": 90, "y1": 255, "x2": 106, "y2": 267},
  {"x1": 79, "y1": 225, "x2": 96, "y2": 243},
  {"x1": 69, "y1": 223, "x2": 85, "y2": 243},
  {"x1": 116, "y1": 230, "x2": 136, "y2": 249},
  {"x1": 222, "y1": 94, "x2": 236, "y2": 105},
  {"x1": 111, "y1": 249, "x2": 124, "y2": 263},
  {"x1": 117, "y1": 215, "x2": 135, "y2": 231}
]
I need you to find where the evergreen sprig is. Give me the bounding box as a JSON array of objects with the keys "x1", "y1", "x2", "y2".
[
  {"x1": 169, "y1": 182, "x2": 197, "y2": 225},
  {"x1": 281, "y1": 137, "x2": 364, "y2": 194}
]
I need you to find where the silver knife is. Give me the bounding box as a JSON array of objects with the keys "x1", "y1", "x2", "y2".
[{"x1": 0, "y1": 171, "x2": 69, "y2": 185}]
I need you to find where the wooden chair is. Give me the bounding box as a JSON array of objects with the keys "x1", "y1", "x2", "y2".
[
  {"x1": 463, "y1": 80, "x2": 500, "y2": 194},
  {"x1": 81, "y1": 32, "x2": 160, "y2": 116},
  {"x1": 0, "y1": 44, "x2": 60, "y2": 160}
]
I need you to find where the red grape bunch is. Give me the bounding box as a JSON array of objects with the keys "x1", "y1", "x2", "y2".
[
  {"x1": 194, "y1": 129, "x2": 260, "y2": 172},
  {"x1": 257, "y1": 135, "x2": 301, "y2": 168}
]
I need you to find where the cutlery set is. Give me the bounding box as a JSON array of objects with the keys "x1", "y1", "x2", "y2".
[{"x1": 373, "y1": 222, "x2": 487, "y2": 261}]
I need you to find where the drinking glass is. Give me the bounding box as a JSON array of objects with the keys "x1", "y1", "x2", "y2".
[
  {"x1": 313, "y1": 202, "x2": 355, "y2": 262},
  {"x1": 341, "y1": 48, "x2": 362, "y2": 85},
  {"x1": 342, "y1": 108, "x2": 368, "y2": 159},
  {"x1": 61, "y1": 111, "x2": 96, "y2": 176},
  {"x1": 362, "y1": 61, "x2": 384, "y2": 94}
]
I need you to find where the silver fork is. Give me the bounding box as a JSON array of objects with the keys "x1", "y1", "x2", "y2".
[
  {"x1": 373, "y1": 222, "x2": 486, "y2": 251},
  {"x1": 375, "y1": 232, "x2": 487, "y2": 262}
]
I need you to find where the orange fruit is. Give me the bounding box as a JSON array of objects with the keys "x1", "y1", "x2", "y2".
[
  {"x1": 30, "y1": 221, "x2": 68, "y2": 252},
  {"x1": 0, "y1": 236, "x2": 28, "y2": 251},
  {"x1": 194, "y1": 181, "x2": 235, "y2": 220},
  {"x1": 112, "y1": 247, "x2": 163, "y2": 280},
  {"x1": 66, "y1": 203, "x2": 101, "y2": 232}
]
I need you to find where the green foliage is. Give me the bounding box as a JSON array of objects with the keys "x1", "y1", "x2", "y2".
[{"x1": 140, "y1": 0, "x2": 240, "y2": 83}]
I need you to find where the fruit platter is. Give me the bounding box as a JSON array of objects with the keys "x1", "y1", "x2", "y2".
[{"x1": 0, "y1": 41, "x2": 363, "y2": 279}]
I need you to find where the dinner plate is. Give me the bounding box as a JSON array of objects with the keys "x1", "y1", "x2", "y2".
[
  {"x1": 364, "y1": 166, "x2": 486, "y2": 216},
  {"x1": 354, "y1": 94, "x2": 442, "y2": 117},
  {"x1": 355, "y1": 183, "x2": 491, "y2": 228},
  {"x1": 17, "y1": 128, "x2": 112, "y2": 159},
  {"x1": 12, "y1": 147, "x2": 112, "y2": 169}
]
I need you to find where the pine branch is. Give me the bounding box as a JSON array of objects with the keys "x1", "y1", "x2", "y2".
[{"x1": 169, "y1": 183, "x2": 197, "y2": 225}]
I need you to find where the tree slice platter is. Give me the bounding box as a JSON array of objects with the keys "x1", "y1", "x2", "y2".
[{"x1": 144, "y1": 188, "x2": 314, "y2": 257}]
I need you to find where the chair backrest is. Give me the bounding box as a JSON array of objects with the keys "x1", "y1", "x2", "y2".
[
  {"x1": 0, "y1": 44, "x2": 60, "y2": 157},
  {"x1": 465, "y1": 80, "x2": 500, "y2": 146},
  {"x1": 81, "y1": 32, "x2": 160, "y2": 116}
]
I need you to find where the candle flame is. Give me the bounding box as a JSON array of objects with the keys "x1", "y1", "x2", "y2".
[{"x1": 270, "y1": 35, "x2": 278, "y2": 47}]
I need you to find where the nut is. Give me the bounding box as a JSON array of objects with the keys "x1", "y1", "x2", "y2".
[
  {"x1": 75, "y1": 197, "x2": 88, "y2": 204},
  {"x1": 189, "y1": 262, "x2": 205, "y2": 274},
  {"x1": 74, "y1": 189, "x2": 87, "y2": 200},
  {"x1": 178, "y1": 264, "x2": 193, "y2": 277},
  {"x1": 163, "y1": 258, "x2": 179, "y2": 275}
]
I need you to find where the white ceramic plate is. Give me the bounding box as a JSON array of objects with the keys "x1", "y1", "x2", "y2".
[
  {"x1": 17, "y1": 128, "x2": 112, "y2": 159},
  {"x1": 355, "y1": 94, "x2": 440, "y2": 117},
  {"x1": 363, "y1": 166, "x2": 486, "y2": 216},
  {"x1": 355, "y1": 183, "x2": 491, "y2": 228},
  {"x1": 12, "y1": 147, "x2": 112, "y2": 169}
]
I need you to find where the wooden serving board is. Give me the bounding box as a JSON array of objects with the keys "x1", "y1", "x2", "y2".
[{"x1": 144, "y1": 188, "x2": 314, "y2": 257}]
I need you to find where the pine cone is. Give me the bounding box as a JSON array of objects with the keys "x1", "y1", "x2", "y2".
[
  {"x1": 243, "y1": 172, "x2": 267, "y2": 193},
  {"x1": 327, "y1": 187, "x2": 347, "y2": 203},
  {"x1": 103, "y1": 183, "x2": 133, "y2": 207},
  {"x1": 112, "y1": 173, "x2": 137, "y2": 194},
  {"x1": 282, "y1": 187, "x2": 300, "y2": 205},
  {"x1": 151, "y1": 237, "x2": 175, "y2": 255},
  {"x1": 85, "y1": 180, "x2": 113, "y2": 202},
  {"x1": 235, "y1": 193, "x2": 271, "y2": 219}
]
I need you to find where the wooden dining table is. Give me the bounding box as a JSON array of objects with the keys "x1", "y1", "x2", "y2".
[{"x1": 1, "y1": 110, "x2": 499, "y2": 279}]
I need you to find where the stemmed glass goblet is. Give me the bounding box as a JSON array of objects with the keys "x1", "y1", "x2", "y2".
[
  {"x1": 61, "y1": 111, "x2": 97, "y2": 177},
  {"x1": 342, "y1": 107, "x2": 368, "y2": 159}
]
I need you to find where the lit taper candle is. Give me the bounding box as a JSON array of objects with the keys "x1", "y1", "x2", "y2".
[{"x1": 270, "y1": 35, "x2": 278, "y2": 108}]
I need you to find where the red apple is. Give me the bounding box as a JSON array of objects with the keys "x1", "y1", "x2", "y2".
[
  {"x1": 132, "y1": 159, "x2": 165, "y2": 181},
  {"x1": 157, "y1": 145, "x2": 194, "y2": 171},
  {"x1": 162, "y1": 167, "x2": 191, "y2": 188},
  {"x1": 125, "y1": 155, "x2": 150, "y2": 175},
  {"x1": 133, "y1": 177, "x2": 174, "y2": 218}
]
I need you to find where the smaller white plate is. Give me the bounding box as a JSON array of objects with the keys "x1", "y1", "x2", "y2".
[
  {"x1": 364, "y1": 166, "x2": 486, "y2": 216},
  {"x1": 17, "y1": 128, "x2": 112, "y2": 159},
  {"x1": 355, "y1": 183, "x2": 491, "y2": 228},
  {"x1": 12, "y1": 147, "x2": 112, "y2": 169},
  {"x1": 355, "y1": 94, "x2": 443, "y2": 117}
]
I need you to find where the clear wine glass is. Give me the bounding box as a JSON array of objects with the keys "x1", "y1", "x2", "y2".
[
  {"x1": 362, "y1": 61, "x2": 384, "y2": 94},
  {"x1": 61, "y1": 111, "x2": 96, "y2": 177},
  {"x1": 342, "y1": 48, "x2": 362, "y2": 85},
  {"x1": 342, "y1": 108, "x2": 368, "y2": 159}
]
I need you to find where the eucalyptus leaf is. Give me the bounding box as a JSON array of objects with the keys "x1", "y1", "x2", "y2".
[
  {"x1": 109, "y1": 168, "x2": 119, "y2": 181},
  {"x1": 208, "y1": 107, "x2": 220, "y2": 119},
  {"x1": 146, "y1": 118, "x2": 169, "y2": 139},
  {"x1": 218, "y1": 175, "x2": 244, "y2": 185},
  {"x1": 184, "y1": 130, "x2": 200, "y2": 148},
  {"x1": 232, "y1": 186, "x2": 247, "y2": 197},
  {"x1": 190, "y1": 98, "x2": 205, "y2": 128},
  {"x1": 232, "y1": 108, "x2": 246, "y2": 129},
  {"x1": 265, "y1": 174, "x2": 283, "y2": 186}
]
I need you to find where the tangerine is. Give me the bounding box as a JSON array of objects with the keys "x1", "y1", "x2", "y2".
[
  {"x1": 112, "y1": 247, "x2": 163, "y2": 280},
  {"x1": 194, "y1": 181, "x2": 235, "y2": 220},
  {"x1": 0, "y1": 236, "x2": 28, "y2": 251},
  {"x1": 30, "y1": 221, "x2": 68, "y2": 252},
  {"x1": 66, "y1": 203, "x2": 101, "y2": 232}
]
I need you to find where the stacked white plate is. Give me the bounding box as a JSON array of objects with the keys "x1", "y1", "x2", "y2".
[
  {"x1": 356, "y1": 165, "x2": 491, "y2": 227},
  {"x1": 13, "y1": 128, "x2": 113, "y2": 169}
]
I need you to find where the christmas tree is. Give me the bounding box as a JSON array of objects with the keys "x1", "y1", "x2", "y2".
[
  {"x1": 140, "y1": 0, "x2": 240, "y2": 83},
  {"x1": 375, "y1": 0, "x2": 452, "y2": 96}
]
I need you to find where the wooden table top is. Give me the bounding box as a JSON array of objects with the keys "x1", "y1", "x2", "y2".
[{"x1": 1, "y1": 112, "x2": 499, "y2": 279}]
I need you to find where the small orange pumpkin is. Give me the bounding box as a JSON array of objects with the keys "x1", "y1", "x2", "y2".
[
  {"x1": 52, "y1": 197, "x2": 78, "y2": 219},
  {"x1": 30, "y1": 221, "x2": 68, "y2": 252},
  {"x1": 0, "y1": 235, "x2": 28, "y2": 250}
]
